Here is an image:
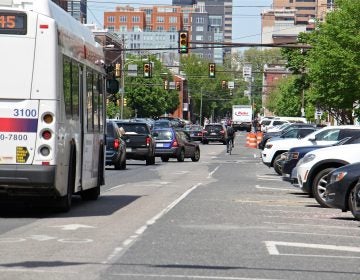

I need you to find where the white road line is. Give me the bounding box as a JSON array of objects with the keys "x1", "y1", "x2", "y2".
[
  {"x1": 255, "y1": 186, "x2": 295, "y2": 191},
  {"x1": 110, "y1": 273, "x2": 282, "y2": 280},
  {"x1": 104, "y1": 183, "x2": 202, "y2": 264},
  {"x1": 264, "y1": 215, "x2": 356, "y2": 222},
  {"x1": 267, "y1": 230, "x2": 360, "y2": 239},
  {"x1": 105, "y1": 184, "x2": 125, "y2": 192},
  {"x1": 265, "y1": 241, "x2": 360, "y2": 255},
  {"x1": 264, "y1": 221, "x2": 360, "y2": 230},
  {"x1": 208, "y1": 166, "x2": 220, "y2": 178}
]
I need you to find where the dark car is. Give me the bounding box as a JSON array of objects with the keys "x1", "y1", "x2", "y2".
[
  {"x1": 282, "y1": 134, "x2": 360, "y2": 184},
  {"x1": 153, "y1": 119, "x2": 173, "y2": 129},
  {"x1": 152, "y1": 128, "x2": 200, "y2": 162},
  {"x1": 184, "y1": 124, "x2": 203, "y2": 141},
  {"x1": 258, "y1": 123, "x2": 316, "y2": 149},
  {"x1": 106, "y1": 121, "x2": 126, "y2": 170},
  {"x1": 202, "y1": 123, "x2": 227, "y2": 145},
  {"x1": 114, "y1": 121, "x2": 156, "y2": 165},
  {"x1": 325, "y1": 162, "x2": 360, "y2": 219}
]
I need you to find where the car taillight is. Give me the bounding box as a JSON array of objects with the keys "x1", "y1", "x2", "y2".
[
  {"x1": 172, "y1": 140, "x2": 178, "y2": 147},
  {"x1": 114, "y1": 139, "x2": 120, "y2": 149},
  {"x1": 146, "y1": 136, "x2": 151, "y2": 146},
  {"x1": 42, "y1": 130, "x2": 52, "y2": 140}
]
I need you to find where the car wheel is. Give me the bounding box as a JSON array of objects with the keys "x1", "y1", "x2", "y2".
[
  {"x1": 348, "y1": 184, "x2": 360, "y2": 221},
  {"x1": 191, "y1": 148, "x2": 200, "y2": 162},
  {"x1": 312, "y1": 167, "x2": 335, "y2": 208},
  {"x1": 114, "y1": 160, "x2": 122, "y2": 170},
  {"x1": 177, "y1": 149, "x2": 185, "y2": 162},
  {"x1": 161, "y1": 156, "x2": 169, "y2": 162},
  {"x1": 120, "y1": 158, "x2": 126, "y2": 170},
  {"x1": 273, "y1": 154, "x2": 283, "y2": 175}
]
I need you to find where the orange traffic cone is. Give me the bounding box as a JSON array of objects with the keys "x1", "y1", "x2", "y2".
[{"x1": 248, "y1": 132, "x2": 257, "y2": 148}]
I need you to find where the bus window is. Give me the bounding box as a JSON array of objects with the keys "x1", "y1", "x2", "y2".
[
  {"x1": 93, "y1": 72, "x2": 100, "y2": 132},
  {"x1": 72, "y1": 62, "x2": 79, "y2": 119},
  {"x1": 87, "y1": 71, "x2": 94, "y2": 132},
  {"x1": 63, "y1": 57, "x2": 72, "y2": 118}
]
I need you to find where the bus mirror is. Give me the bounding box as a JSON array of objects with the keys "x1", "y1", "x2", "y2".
[{"x1": 106, "y1": 79, "x2": 119, "y2": 95}]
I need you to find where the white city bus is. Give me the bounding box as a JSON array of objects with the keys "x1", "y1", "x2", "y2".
[{"x1": 0, "y1": 0, "x2": 106, "y2": 211}]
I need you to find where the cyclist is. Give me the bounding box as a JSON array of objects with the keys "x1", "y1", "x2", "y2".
[{"x1": 226, "y1": 124, "x2": 235, "y2": 153}]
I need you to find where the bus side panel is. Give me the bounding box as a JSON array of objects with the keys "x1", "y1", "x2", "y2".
[{"x1": 31, "y1": 15, "x2": 57, "y2": 100}]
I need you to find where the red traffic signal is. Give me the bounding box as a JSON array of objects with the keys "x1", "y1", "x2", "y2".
[{"x1": 179, "y1": 31, "x2": 189, "y2": 54}]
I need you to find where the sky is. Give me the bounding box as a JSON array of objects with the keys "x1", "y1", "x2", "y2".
[{"x1": 87, "y1": 0, "x2": 273, "y2": 44}]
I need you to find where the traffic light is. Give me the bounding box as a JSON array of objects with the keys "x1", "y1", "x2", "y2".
[
  {"x1": 164, "y1": 80, "x2": 168, "y2": 90},
  {"x1": 176, "y1": 81, "x2": 181, "y2": 91},
  {"x1": 143, "y1": 63, "x2": 152, "y2": 78},
  {"x1": 221, "y1": 80, "x2": 227, "y2": 89},
  {"x1": 115, "y1": 63, "x2": 121, "y2": 78},
  {"x1": 123, "y1": 98, "x2": 127, "y2": 107},
  {"x1": 209, "y1": 63, "x2": 216, "y2": 78},
  {"x1": 178, "y1": 31, "x2": 189, "y2": 54}
]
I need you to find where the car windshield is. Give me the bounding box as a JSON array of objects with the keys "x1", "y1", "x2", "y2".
[{"x1": 205, "y1": 125, "x2": 222, "y2": 132}]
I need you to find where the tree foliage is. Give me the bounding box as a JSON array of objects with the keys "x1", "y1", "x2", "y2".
[{"x1": 280, "y1": 0, "x2": 360, "y2": 124}]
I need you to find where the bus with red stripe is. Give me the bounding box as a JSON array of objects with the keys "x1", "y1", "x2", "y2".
[{"x1": 0, "y1": 0, "x2": 106, "y2": 211}]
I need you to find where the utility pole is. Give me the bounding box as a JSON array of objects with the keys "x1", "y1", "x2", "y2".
[{"x1": 120, "y1": 35, "x2": 125, "y2": 119}]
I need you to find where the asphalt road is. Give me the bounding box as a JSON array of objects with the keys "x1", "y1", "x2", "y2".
[{"x1": 0, "y1": 132, "x2": 359, "y2": 280}]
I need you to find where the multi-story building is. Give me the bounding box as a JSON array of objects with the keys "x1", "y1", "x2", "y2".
[
  {"x1": 261, "y1": 0, "x2": 332, "y2": 44},
  {"x1": 173, "y1": 0, "x2": 233, "y2": 64}
]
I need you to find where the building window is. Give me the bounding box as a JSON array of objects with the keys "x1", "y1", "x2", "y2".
[
  {"x1": 196, "y1": 26, "x2": 204, "y2": 32},
  {"x1": 195, "y1": 17, "x2": 205, "y2": 24},
  {"x1": 157, "y1": 26, "x2": 164, "y2": 31},
  {"x1": 107, "y1": 16, "x2": 115, "y2": 23},
  {"x1": 195, "y1": 35, "x2": 203, "y2": 41},
  {"x1": 119, "y1": 26, "x2": 127, "y2": 32},
  {"x1": 169, "y1": 17, "x2": 177, "y2": 23},
  {"x1": 169, "y1": 26, "x2": 177, "y2": 32},
  {"x1": 157, "y1": 16, "x2": 165, "y2": 23},
  {"x1": 107, "y1": 26, "x2": 114, "y2": 31},
  {"x1": 120, "y1": 16, "x2": 127, "y2": 22},
  {"x1": 132, "y1": 16, "x2": 140, "y2": 23}
]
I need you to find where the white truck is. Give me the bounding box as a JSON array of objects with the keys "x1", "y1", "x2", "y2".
[{"x1": 232, "y1": 105, "x2": 253, "y2": 132}]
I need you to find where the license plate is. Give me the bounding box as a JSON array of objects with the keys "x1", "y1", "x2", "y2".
[
  {"x1": 126, "y1": 148, "x2": 132, "y2": 152},
  {"x1": 156, "y1": 143, "x2": 164, "y2": 147},
  {"x1": 210, "y1": 132, "x2": 216, "y2": 135}
]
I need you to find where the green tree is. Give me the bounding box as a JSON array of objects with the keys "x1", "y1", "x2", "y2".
[
  {"x1": 306, "y1": 0, "x2": 360, "y2": 124},
  {"x1": 122, "y1": 55, "x2": 179, "y2": 118}
]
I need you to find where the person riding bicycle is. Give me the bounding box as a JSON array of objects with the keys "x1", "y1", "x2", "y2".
[{"x1": 226, "y1": 124, "x2": 235, "y2": 153}]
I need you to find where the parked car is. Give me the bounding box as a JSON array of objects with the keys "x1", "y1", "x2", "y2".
[
  {"x1": 153, "y1": 119, "x2": 173, "y2": 129},
  {"x1": 152, "y1": 128, "x2": 200, "y2": 162},
  {"x1": 297, "y1": 143, "x2": 360, "y2": 207},
  {"x1": 114, "y1": 121, "x2": 156, "y2": 165},
  {"x1": 325, "y1": 162, "x2": 360, "y2": 220},
  {"x1": 282, "y1": 134, "x2": 360, "y2": 183},
  {"x1": 260, "y1": 119, "x2": 289, "y2": 132},
  {"x1": 105, "y1": 121, "x2": 126, "y2": 170},
  {"x1": 183, "y1": 124, "x2": 203, "y2": 141},
  {"x1": 258, "y1": 123, "x2": 316, "y2": 150},
  {"x1": 261, "y1": 126, "x2": 360, "y2": 174},
  {"x1": 202, "y1": 123, "x2": 227, "y2": 144}
]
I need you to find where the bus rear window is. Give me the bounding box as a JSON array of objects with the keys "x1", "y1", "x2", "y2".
[{"x1": 0, "y1": 11, "x2": 27, "y2": 35}]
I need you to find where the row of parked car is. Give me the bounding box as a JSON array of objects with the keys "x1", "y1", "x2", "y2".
[
  {"x1": 105, "y1": 119, "x2": 201, "y2": 170},
  {"x1": 259, "y1": 124, "x2": 360, "y2": 220}
]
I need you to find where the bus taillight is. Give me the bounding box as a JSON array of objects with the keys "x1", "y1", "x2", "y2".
[
  {"x1": 40, "y1": 146, "x2": 50, "y2": 156},
  {"x1": 43, "y1": 113, "x2": 53, "y2": 124},
  {"x1": 42, "y1": 130, "x2": 52, "y2": 140},
  {"x1": 114, "y1": 139, "x2": 120, "y2": 149}
]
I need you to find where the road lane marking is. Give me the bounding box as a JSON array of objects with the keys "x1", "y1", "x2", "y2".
[
  {"x1": 267, "y1": 230, "x2": 360, "y2": 239},
  {"x1": 51, "y1": 224, "x2": 95, "y2": 231},
  {"x1": 264, "y1": 221, "x2": 360, "y2": 230},
  {"x1": 105, "y1": 184, "x2": 125, "y2": 192},
  {"x1": 104, "y1": 183, "x2": 202, "y2": 264},
  {"x1": 110, "y1": 273, "x2": 281, "y2": 280},
  {"x1": 255, "y1": 186, "x2": 295, "y2": 191},
  {"x1": 208, "y1": 166, "x2": 219, "y2": 178},
  {"x1": 265, "y1": 241, "x2": 360, "y2": 259}
]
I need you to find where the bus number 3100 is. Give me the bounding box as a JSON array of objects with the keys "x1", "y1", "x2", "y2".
[{"x1": 13, "y1": 109, "x2": 37, "y2": 117}]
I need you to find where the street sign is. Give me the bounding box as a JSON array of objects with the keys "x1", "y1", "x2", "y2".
[
  {"x1": 243, "y1": 65, "x2": 252, "y2": 78},
  {"x1": 169, "y1": 81, "x2": 176, "y2": 90},
  {"x1": 127, "y1": 64, "x2": 138, "y2": 77},
  {"x1": 228, "y1": 81, "x2": 234, "y2": 89}
]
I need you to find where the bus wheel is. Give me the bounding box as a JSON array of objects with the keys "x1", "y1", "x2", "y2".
[{"x1": 57, "y1": 145, "x2": 76, "y2": 212}]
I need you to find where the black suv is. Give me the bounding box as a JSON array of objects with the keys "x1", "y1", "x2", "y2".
[
  {"x1": 202, "y1": 123, "x2": 227, "y2": 144},
  {"x1": 106, "y1": 121, "x2": 126, "y2": 170}
]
